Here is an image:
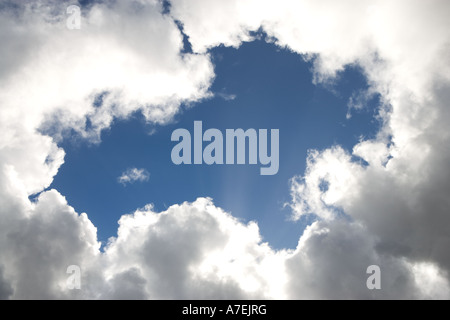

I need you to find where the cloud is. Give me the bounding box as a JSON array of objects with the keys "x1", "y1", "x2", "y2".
[
  {"x1": 0, "y1": 266, "x2": 13, "y2": 300},
  {"x1": 118, "y1": 168, "x2": 150, "y2": 186},
  {"x1": 0, "y1": 0, "x2": 213, "y2": 299},
  {"x1": 1, "y1": 191, "x2": 446, "y2": 299},
  {"x1": 0, "y1": 0, "x2": 449, "y2": 299},
  {"x1": 216, "y1": 92, "x2": 237, "y2": 101},
  {"x1": 0, "y1": 188, "x2": 100, "y2": 299},
  {"x1": 346, "y1": 89, "x2": 378, "y2": 119},
  {"x1": 101, "y1": 199, "x2": 449, "y2": 299},
  {"x1": 1, "y1": 0, "x2": 214, "y2": 143},
  {"x1": 101, "y1": 198, "x2": 287, "y2": 299}
]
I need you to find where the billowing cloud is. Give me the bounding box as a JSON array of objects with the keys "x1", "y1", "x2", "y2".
[
  {"x1": 101, "y1": 199, "x2": 287, "y2": 299},
  {"x1": 118, "y1": 168, "x2": 150, "y2": 186},
  {"x1": 0, "y1": 0, "x2": 449, "y2": 299},
  {"x1": 169, "y1": 0, "x2": 450, "y2": 296},
  {"x1": 0, "y1": 0, "x2": 213, "y2": 299},
  {"x1": 0, "y1": 189, "x2": 100, "y2": 299}
]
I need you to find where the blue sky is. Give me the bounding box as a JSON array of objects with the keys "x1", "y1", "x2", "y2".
[
  {"x1": 50, "y1": 38, "x2": 380, "y2": 249},
  {"x1": 2, "y1": 0, "x2": 450, "y2": 300}
]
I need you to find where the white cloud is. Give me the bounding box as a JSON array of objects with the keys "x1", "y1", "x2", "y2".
[
  {"x1": 0, "y1": 0, "x2": 449, "y2": 299},
  {"x1": 1, "y1": 0, "x2": 214, "y2": 143},
  {"x1": 0, "y1": 188, "x2": 100, "y2": 299},
  {"x1": 216, "y1": 92, "x2": 237, "y2": 101},
  {"x1": 118, "y1": 168, "x2": 150, "y2": 186},
  {"x1": 346, "y1": 89, "x2": 378, "y2": 119},
  {"x1": 157, "y1": 0, "x2": 450, "y2": 297},
  {"x1": 0, "y1": 191, "x2": 445, "y2": 299},
  {"x1": 0, "y1": 0, "x2": 213, "y2": 298},
  {"x1": 101, "y1": 198, "x2": 288, "y2": 299}
]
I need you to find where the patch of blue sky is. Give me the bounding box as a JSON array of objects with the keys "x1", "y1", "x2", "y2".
[{"x1": 50, "y1": 38, "x2": 380, "y2": 250}]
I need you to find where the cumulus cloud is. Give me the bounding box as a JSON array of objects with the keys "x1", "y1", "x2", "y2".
[
  {"x1": 101, "y1": 198, "x2": 286, "y2": 299},
  {"x1": 0, "y1": 0, "x2": 449, "y2": 300},
  {"x1": 169, "y1": 0, "x2": 450, "y2": 295},
  {"x1": 99, "y1": 199, "x2": 450, "y2": 299},
  {"x1": 0, "y1": 189, "x2": 100, "y2": 299},
  {"x1": 118, "y1": 168, "x2": 150, "y2": 186},
  {"x1": 1, "y1": 0, "x2": 214, "y2": 142},
  {"x1": 0, "y1": 0, "x2": 213, "y2": 299}
]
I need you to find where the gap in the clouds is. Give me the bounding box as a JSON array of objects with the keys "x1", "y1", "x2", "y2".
[
  {"x1": 50, "y1": 39, "x2": 380, "y2": 251},
  {"x1": 161, "y1": 0, "x2": 171, "y2": 15},
  {"x1": 173, "y1": 19, "x2": 193, "y2": 54}
]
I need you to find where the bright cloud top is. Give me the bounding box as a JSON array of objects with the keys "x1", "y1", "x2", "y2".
[
  {"x1": 118, "y1": 168, "x2": 150, "y2": 186},
  {"x1": 0, "y1": 0, "x2": 449, "y2": 299}
]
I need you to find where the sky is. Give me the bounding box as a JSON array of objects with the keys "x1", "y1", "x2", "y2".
[
  {"x1": 50, "y1": 38, "x2": 380, "y2": 250},
  {"x1": 0, "y1": 0, "x2": 450, "y2": 299}
]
